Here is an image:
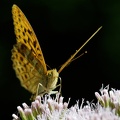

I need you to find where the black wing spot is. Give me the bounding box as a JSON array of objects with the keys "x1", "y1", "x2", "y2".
[
  {"x1": 18, "y1": 29, "x2": 20, "y2": 32},
  {"x1": 20, "y1": 56, "x2": 23, "y2": 61},
  {"x1": 24, "y1": 74, "x2": 28, "y2": 79},
  {"x1": 15, "y1": 21, "x2": 18, "y2": 25},
  {"x1": 22, "y1": 31, "x2": 25, "y2": 36},
  {"x1": 28, "y1": 29, "x2": 32, "y2": 35},
  {"x1": 18, "y1": 14, "x2": 21, "y2": 17},
  {"x1": 21, "y1": 67, "x2": 24, "y2": 71},
  {"x1": 15, "y1": 54, "x2": 18, "y2": 58},
  {"x1": 23, "y1": 63, "x2": 26, "y2": 68},
  {"x1": 28, "y1": 37, "x2": 30, "y2": 43},
  {"x1": 38, "y1": 53, "x2": 42, "y2": 57},
  {"x1": 18, "y1": 35, "x2": 21, "y2": 39},
  {"x1": 24, "y1": 28, "x2": 26, "y2": 32},
  {"x1": 18, "y1": 18, "x2": 21, "y2": 22},
  {"x1": 19, "y1": 61, "x2": 22, "y2": 65},
  {"x1": 17, "y1": 68, "x2": 20, "y2": 72},
  {"x1": 37, "y1": 47, "x2": 39, "y2": 50},
  {"x1": 23, "y1": 39, "x2": 27, "y2": 43},
  {"x1": 33, "y1": 41, "x2": 37, "y2": 48},
  {"x1": 20, "y1": 25, "x2": 23, "y2": 28}
]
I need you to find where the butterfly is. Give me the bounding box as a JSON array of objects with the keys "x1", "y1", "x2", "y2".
[{"x1": 11, "y1": 4, "x2": 102, "y2": 100}]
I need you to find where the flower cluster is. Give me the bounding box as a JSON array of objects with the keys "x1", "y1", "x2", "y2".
[
  {"x1": 95, "y1": 85, "x2": 120, "y2": 116},
  {"x1": 12, "y1": 86, "x2": 120, "y2": 120}
]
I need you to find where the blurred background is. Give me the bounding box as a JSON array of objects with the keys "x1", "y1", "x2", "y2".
[{"x1": 0, "y1": 0, "x2": 120, "y2": 119}]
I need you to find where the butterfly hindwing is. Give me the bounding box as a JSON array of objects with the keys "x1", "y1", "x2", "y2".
[{"x1": 12, "y1": 44, "x2": 47, "y2": 94}]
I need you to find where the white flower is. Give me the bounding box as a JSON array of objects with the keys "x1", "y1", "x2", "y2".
[
  {"x1": 95, "y1": 85, "x2": 120, "y2": 116},
  {"x1": 12, "y1": 89, "x2": 120, "y2": 120}
]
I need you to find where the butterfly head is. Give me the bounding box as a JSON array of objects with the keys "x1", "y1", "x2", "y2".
[{"x1": 46, "y1": 69, "x2": 59, "y2": 91}]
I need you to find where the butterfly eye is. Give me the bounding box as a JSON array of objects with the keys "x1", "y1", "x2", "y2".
[
  {"x1": 47, "y1": 71, "x2": 53, "y2": 79},
  {"x1": 48, "y1": 72, "x2": 52, "y2": 76}
]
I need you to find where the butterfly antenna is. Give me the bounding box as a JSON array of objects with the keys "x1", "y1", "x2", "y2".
[
  {"x1": 58, "y1": 26, "x2": 102, "y2": 73},
  {"x1": 58, "y1": 51, "x2": 87, "y2": 69},
  {"x1": 70, "y1": 51, "x2": 87, "y2": 62},
  {"x1": 46, "y1": 64, "x2": 52, "y2": 69}
]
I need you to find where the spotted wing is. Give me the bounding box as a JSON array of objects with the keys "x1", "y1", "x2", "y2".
[
  {"x1": 12, "y1": 4, "x2": 47, "y2": 73},
  {"x1": 11, "y1": 4, "x2": 47, "y2": 94},
  {"x1": 12, "y1": 44, "x2": 47, "y2": 94}
]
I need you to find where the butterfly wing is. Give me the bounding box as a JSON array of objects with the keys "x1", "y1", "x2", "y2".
[
  {"x1": 12, "y1": 44, "x2": 47, "y2": 94},
  {"x1": 11, "y1": 4, "x2": 47, "y2": 94},
  {"x1": 12, "y1": 4, "x2": 47, "y2": 73}
]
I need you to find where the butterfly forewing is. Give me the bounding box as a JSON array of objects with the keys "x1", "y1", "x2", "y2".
[
  {"x1": 12, "y1": 5, "x2": 47, "y2": 73},
  {"x1": 11, "y1": 5, "x2": 49, "y2": 95}
]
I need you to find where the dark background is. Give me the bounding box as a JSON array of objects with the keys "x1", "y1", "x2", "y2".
[{"x1": 1, "y1": 0, "x2": 120, "y2": 119}]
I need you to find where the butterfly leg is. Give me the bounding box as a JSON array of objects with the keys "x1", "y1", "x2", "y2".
[
  {"x1": 57, "y1": 77, "x2": 62, "y2": 95},
  {"x1": 50, "y1": 77, "x2": 62, "y2": 95},
  {"x1": 30, "y1": 82, "x2": 47, "y2": 100},
  {"x1": 36, "y1": 77, "x2": 62, "y2": 96},
  {"x1": 37, "y1": 83, "x2": 58, "y2": 96},
  {"x1": 36, "y1": 83, "x2": 48, "y2": 97}
]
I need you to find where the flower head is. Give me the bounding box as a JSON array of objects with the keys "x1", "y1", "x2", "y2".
[
  {"x1": 12, "y1": 90, "x2": 120, "y2": 120},
  {"x1": 95, "y1": 85, "x2": 120, "y2": 116}
]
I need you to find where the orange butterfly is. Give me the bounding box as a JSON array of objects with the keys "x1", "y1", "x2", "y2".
[{"x1": 11, "y1": 4, "x2": 102, "y2": 100}]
